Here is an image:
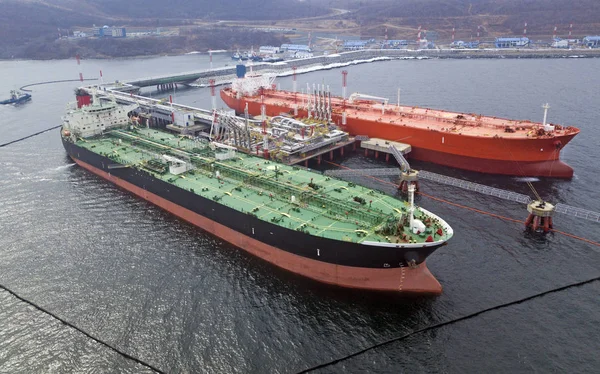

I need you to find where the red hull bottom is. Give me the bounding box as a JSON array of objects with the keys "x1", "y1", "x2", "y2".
[
  {"x1": 409, "y1": 148, "x2": 574, "y2": 178},
  {"x1": 73, "y1": 158, "x2": 443, "y2": 295}
]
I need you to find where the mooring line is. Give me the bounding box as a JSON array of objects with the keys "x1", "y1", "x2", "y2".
[
  {"x1": 20, "y1": 78, "x2": 98, "y2": 92},
  {"x1": 0, "y1": 283, "x2": 165, "y2": 374},
  {"x1": 0, "y1": 125, "x2": 62, "y2": 148},
  {"x1": 296, "y1": 276, "x2": 600, "y2": 373}
]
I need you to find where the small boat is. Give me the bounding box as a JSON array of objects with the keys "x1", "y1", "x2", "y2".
[
  {"x1": 231, "y1": 49, "x2": 248, "y2": 61},
  {"x1": 1, "y1": 90, "x2": 32, "y2": 105}
]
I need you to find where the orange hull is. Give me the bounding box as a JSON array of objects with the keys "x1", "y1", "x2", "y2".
[{"x1": 221, "y1": 88, "x2": 579, "y2": 178}]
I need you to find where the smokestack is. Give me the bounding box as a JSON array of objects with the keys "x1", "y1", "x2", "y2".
[
  {"x1": 209, "y1": 79, "x2": 216, "y2": 110},
  {"x1": 292, "y1": 66, "x2": 297, "y2": 93},
  {"x1": 384, "y1": 27, "x2": 388, "y2": 48},
  {"x1": 76, "y1": 54, "x2": 83, "y2": 82},
  {"x1": 341, "y1": 70, "x2": 348, "y2": 100}
]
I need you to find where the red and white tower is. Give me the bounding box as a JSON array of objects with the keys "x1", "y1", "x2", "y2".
[
  {"x1": 452, "y1": 27, "x2": 455, "y2": 43},
  {"x1": 292, "y1": 66, "x2": 297, "y2": 93},
  {"x1": 569, "y1": 23, "x2": 573, "y2": 37},
  {"x1": 385, "y1": 27, "x2": 388, "y2": 48},
  {"x1": 341, "y1": 70, "x2": 348, "y2": 126},
  {"x1": 209, "y1": 79, "x2": 216, "y2": 111},
  {"x1": 523, "y1": 22, "x2": 528, "y2": 38},
  {"x1": 260, "y1": 94, "x2": 269, "y2": 159},
  {"x1": 76, "y1": 54, "x2": 83, "y2": 82},
  {"x1": 292, "y1": 66, "x2": 298, "y2": 115},
  {"x1": 553, "y1": 25, "x2": 557, "y2": 39},
  {"x1": 341, "y1": 70, "x2": 348, "y2": 100}
]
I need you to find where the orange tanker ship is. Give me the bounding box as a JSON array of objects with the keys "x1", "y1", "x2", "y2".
[{"x1": 220, "y1": 77, "x2": 579, "y2": 178}]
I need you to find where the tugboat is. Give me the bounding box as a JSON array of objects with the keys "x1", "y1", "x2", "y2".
[
  {"x1": 231, "y1": 48, "x2": 248, "y2": 61},
  {"x1": 0, "y1": 90, "x2": 32, "y2": 105}
]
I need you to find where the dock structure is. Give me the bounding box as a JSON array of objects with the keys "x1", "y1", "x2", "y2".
[
  {"x1": 287, "y1": 137, "x2": 355, "y2": 166},
  {"x1": 361, "y1": 138, "x2": 411, "y2": 162},
  {"x1": 80, "y1": 84, "x2": 354, "y2": 167},
  {"x1": 125, "y1": 66, "x2": 236, "y2": 88},
  {"x1": 113, "y1": 48, "x2": 600, "y2": 93}
]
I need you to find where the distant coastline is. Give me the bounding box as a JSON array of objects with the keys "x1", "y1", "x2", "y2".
[{"x1": 3, "y1": 46, "x2": 600, "y2": 63}]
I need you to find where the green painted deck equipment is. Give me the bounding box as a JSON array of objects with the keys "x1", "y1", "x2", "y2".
[{"x1": 76, "y1": 127, "x2": 452, "y2": 244}]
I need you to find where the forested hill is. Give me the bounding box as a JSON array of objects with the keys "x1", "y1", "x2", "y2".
[
  {"x1": 0, "y1": 0, "x2": 326, "y2": 58},
  {"x1": 1, "y1": 0, "x2": 599, "y2": 59},
  {"x1": 340, "y1": 0, "x2": 600, "y2": 39}
]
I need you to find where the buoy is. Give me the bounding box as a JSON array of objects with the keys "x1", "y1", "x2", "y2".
[{"x1": 525, "y1": 200, "x2": 555, "y2": 233}]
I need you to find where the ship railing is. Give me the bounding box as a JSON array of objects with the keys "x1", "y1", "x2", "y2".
[
  {"x1": 389, "y1": 145, "x2": 410, "y2": 172},
  {"x1": 191, "y1": 158, "x2": 385, "y2": 224},
  {"x1": 418, "y1": 170, "x2": 532, "y2": 204},
  {"x1": 107, "y1": 130, "x2": 386, "y2": 225}
]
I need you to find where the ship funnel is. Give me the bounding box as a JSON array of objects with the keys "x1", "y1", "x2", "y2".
[{"x1": 236, "y1": 64, "x2": 247, "y2": 79}]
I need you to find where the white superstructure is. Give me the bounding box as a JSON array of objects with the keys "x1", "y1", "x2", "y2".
[{"x1": 62, "y1": 93, "x2": 138, "y2": 138}]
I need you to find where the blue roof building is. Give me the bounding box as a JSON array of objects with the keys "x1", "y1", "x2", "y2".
[{"x1": 343, "y1": 40, "x2": 369, "y2": 50}]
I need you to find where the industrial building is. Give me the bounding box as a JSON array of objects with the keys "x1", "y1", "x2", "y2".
[
  {"x1": 259, "y1": 46, "x2": 281, "y2": 54},
  {"x1": 583, "y1": 36, "x2": 600, "y2": 48},
  {"x1": 495, "y1": 37, "x2": 530, "y2": 48},
  {"x1": 280, "y1": 44, "x2": 312, "y2": 53},
  {"x1": 385, "y1": 40, "x2": 409, "y2": 49},
  {"x1": 551, "y1": 38, "x2": 569, "y2": 48},
  {"x1": 343, "y1": 40, "x2": 369, "y2": 50},
  {"x1": 93, "y1": 26, "x2": 127, "y2": 38},
  {"x1": 450, "y1": 41, "x2": 480, "y2": 49}
]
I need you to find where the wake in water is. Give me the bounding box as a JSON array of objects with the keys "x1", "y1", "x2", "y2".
[
  {"x1": 53, "y1": 163, "x2": 76, "y2": 171},
  {"x1": 514, "y1": 177, "x2": 540, "y2": 183}
]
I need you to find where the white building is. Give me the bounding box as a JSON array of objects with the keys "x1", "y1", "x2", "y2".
[
  {"x1": 551, "y1": 39, "x2": 569, "y2": 48},
  {"x1": 259, "y1": 46, "x2": 281, "y2": 54}
]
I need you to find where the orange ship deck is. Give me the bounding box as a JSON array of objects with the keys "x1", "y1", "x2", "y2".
[
  {"x1": 245, "y1": 89, "x2": 578, "y2": 140},
  {"x1": 221, "y1": 88, "x2": 580, "y2": 178}
]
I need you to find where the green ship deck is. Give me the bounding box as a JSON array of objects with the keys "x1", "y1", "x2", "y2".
[{"x1": 75, "y1": 127, "x2": 451, "y2": 245}]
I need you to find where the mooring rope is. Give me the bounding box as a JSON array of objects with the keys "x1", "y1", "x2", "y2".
[
  {"x1": 0, "y1": 283, "x2": 165, "y2": 374},
  {"x1": 296, "y1": 276, "x2": 600, "y2": 373},
  {"x1": 0, "y1": 125, "x2": 62, "y2": 148},
  {"x1": 19, "y1": 78, "x2": 98, "y2": 92}
]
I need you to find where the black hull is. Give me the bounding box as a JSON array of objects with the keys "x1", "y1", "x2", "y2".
[{"x1": 62, "y1": 137, "x2": 445, "y2": 270}]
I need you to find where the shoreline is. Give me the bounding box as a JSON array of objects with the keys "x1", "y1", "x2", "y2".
[
  {"x1": 2, "y1": 47, "x2": 600, "y2": 63},
  {"x1": 179, "y1": 48, "x2": 600, "y2": 88}
]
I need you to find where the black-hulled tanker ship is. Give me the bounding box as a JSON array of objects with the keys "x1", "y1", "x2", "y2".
[{"x1": 61, "y1": 92, "x2": 453, "y2": 294}]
